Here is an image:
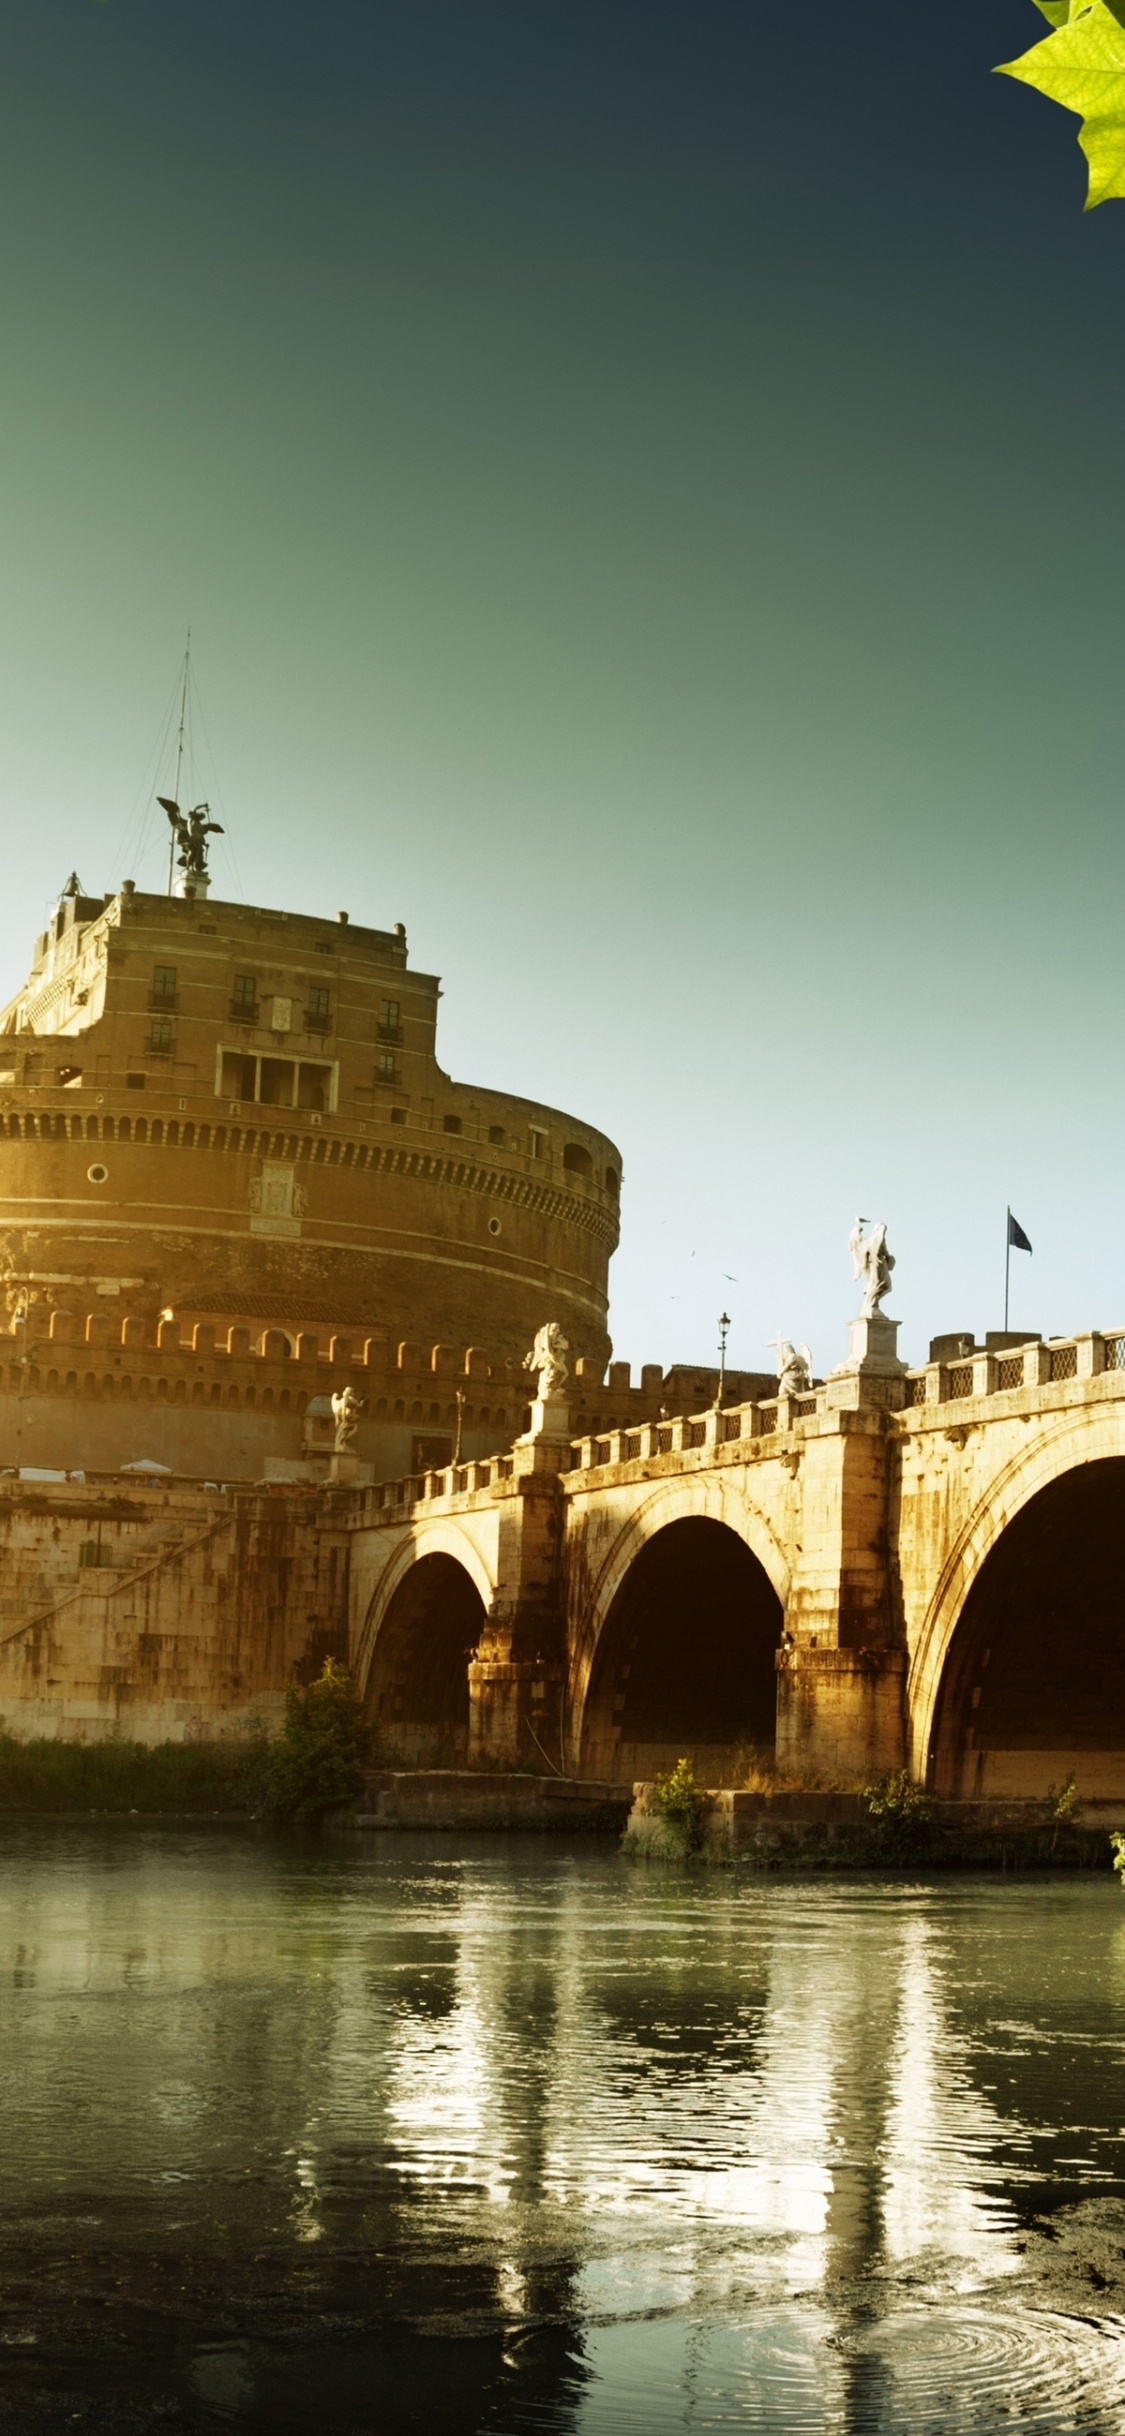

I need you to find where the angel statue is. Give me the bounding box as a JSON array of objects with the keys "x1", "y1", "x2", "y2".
[
  {"x1": 523, "y1": 1321, "x2": 569, "y2": 1402},
  {"x1": 768, "y1": 1334, "x2": 813, "y2": 1396},
  {"x1": 849, "y1": 1217, "x2": 895, "y2": 1319},
  {"x1": 331, "y1": 1384, "x2": 365, "y2": 1452},
  {"x1": 158, "y1": 796, "x2": 224, "y2": 880}
]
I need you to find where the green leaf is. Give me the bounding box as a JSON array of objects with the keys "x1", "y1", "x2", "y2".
[{"x1": 997, "y1": 0, "x2": 1125, "y2": 208}]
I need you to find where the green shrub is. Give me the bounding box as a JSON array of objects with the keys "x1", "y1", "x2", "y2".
[
  {"x1": 650, "y1": 1756, "x2": 705, "y2": 1850},
  {"x1": 259, "y1": 1660, "x2": 374, "y2": 1821},
  {"x1": 1047, "y1": 1771, "x2": 1080, "y2": 1823},
  {"x1": 1110, "y1": 1831, "x2": 1125, "y2": 1888},
  {"x1": 862, "y1": 1769, "x2": 932, "y2": 1856}
]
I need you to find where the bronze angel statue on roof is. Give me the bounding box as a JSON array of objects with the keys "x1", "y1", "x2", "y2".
[{"x1": 158, "y1": 797, "x2": 224, "y2": 880}]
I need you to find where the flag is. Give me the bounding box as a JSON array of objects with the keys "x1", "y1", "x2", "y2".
[{"x1": 1008, "y1": 1212, "x2": 1032, "y2": 1254}]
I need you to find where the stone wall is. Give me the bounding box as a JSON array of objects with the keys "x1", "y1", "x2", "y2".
[{"x1": 0, "y1": 1476, "x2": 338, "y2": 1742}]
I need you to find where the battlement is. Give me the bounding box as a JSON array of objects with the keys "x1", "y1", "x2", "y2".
[{"x1": 0, "y1": 1306, "x2": 779, "y2": 1490}]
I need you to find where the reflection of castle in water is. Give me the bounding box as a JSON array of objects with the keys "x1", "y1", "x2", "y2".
[{"x1": 10, "y1": 1843, "x2": 1122, "y2": 2433}]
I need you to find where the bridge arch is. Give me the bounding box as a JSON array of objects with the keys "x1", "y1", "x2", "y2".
[
  {"x1": 573, "y1": 1482, "x2": 788, "y2": 1783},
  {"x1": 911, "y1": 1411, "x2": 1125, "y2": 1796},
  {"x1": 357, "y1": 1528, "x2": 494, "y2": 1768}
]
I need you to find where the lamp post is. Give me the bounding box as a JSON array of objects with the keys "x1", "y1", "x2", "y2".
[{"x1": 716, "y1": 1310, "x2": 731, "y2": 1409}]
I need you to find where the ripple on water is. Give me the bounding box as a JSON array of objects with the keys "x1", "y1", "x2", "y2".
[{"x1": 553, "y1": 2302, "x2": 1125, "y2": 2434}]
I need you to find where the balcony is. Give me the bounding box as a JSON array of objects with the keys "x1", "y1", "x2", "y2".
[
  {"x1": 148, "y1": 990, "x2": 179, "y2": 1014},
  {"x1": 304, "y1": 1008, "x2": 332, "y2": 1034},
  {"x1": 228, "y1": 999, "x2": 260, "y2": 1026},
  {"x1": 377, "y1": 1019, "x2": 401, "y2": 1042}
]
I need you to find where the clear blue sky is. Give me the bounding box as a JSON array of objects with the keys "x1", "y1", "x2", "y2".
[{"x1": 0, "y1": 0, "x2": 1120, "y2": 1376}]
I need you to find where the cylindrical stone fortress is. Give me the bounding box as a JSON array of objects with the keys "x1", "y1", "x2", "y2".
[{"x1": 0, "y1": 881, "x2": 621, "y2": 1366}]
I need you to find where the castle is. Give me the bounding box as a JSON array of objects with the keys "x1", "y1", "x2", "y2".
[
  {"x1": 1, "y1": 865, "x2": 1120, "y2": 1797},
  {"x1": 0, "y1": 871, "x2": 734, "y2": 1486}
]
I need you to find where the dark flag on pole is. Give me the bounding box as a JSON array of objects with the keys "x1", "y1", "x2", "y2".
[{"x1": 1004, "y1": 1207, "x2": 1032, "y2": 1330}]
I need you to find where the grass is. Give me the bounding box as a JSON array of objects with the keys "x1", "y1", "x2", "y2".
[
  {"x1": 0, "y1": 1662, "x2": 376, "y2": 1818},
  {"x1": 0, "y1": 1728, "x2": 269, "y2": 1813}
]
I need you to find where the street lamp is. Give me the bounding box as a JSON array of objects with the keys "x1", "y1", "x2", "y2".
[{"x1": 716, "y1": 1311, "x2": 731, "y2": 1409}]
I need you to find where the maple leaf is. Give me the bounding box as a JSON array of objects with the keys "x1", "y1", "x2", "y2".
[{"x1": 997, "y1": 0, "x2": 1125, "y2": 207}]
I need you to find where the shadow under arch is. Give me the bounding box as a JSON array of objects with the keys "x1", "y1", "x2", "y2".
[
  {"x1": 578, "y1": 1515, "x2": 784, "y2": 1784},
  {"x1": 929, "y1": 1455, "x2": 1125, "y2": 1797},
  {"x1": 364, "y1": 1552, "x2": 487, "y2": 1767}
]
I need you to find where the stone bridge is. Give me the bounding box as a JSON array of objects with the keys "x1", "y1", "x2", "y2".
[{"x1": 340, "y1": 1325, "x2": 1125, "y2": 1799}]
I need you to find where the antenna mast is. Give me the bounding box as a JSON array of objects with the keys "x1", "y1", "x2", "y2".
[{"x1": 167, "y1": 629, "x2": 190, "y2": 895}]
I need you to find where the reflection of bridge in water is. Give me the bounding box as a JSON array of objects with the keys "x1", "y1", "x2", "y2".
[{"x1": 345, "y1": 1324, "x2": 1125, "y2": 1797}]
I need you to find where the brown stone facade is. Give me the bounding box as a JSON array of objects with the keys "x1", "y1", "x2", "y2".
[{"x1": 0, "y1": 883, "x2": 621, "y2": 1368}]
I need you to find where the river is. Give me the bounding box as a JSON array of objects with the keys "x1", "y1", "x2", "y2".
[{"x1": 1, "y1": 1826, "x2": 1125, "y2": 2432}]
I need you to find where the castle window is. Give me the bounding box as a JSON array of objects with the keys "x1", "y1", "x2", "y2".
[
  {"x1": 259, "y1": 1057, "x2": 295, "y2": 1108},
  {"x1": 126, "y1": 1073, "x2": 146, "y2": 1091},
  {"x1": 221, "y1": 1051, "x2": 255, "y2": 1101},
  {"x1": 488, "y1": 1124, "x2": 505, "y2": 1146},
  {"x1": 149, "y1": 1019, "x2": 172, "y2": 1052},
  {"x1": 377, "y1": 1052, "x2": 399, "y2": 1084},
  {"x1": 529, "y1": 1128, "x2": 545, "y2": 1159},
  {"x1": 297, "y1": 1061, "x2": 331, "y2": 1112},
  {"x1": 151, "y1": 965, "x2": 177, "y2": 1008},
  {"x1": 605, "y1": 1165, "x2": 620, "y2": 1196},
  {"x1": 563, "y1": 1142, "x2": 592, "y2": 1177},
  {"x1": 231, "y1": 973, "x2": 258, "y2": 1020},
  {"x1": 378, "y1": 999, "x2": 401, "y2": 1041},
  {"x1": 305, "y1": 986, "x2": 331, "y2": 1033},
  {"x1": 443, "y1": 1113, "x2": 462, "y2": 1135},
  {"x1": 391, "y1": 1106, "x2": 407, "y2": 1125}
]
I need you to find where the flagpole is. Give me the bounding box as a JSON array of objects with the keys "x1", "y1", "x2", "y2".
[{"x1": 1004, "y1": 1206, "x2": 1010, "y2": 1333}]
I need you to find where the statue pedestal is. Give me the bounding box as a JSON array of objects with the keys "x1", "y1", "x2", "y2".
[
  {"x1": 825, "y1": 1314, "x2": 906, "y2": 1411},
  {"x1": 838, "y1": 1314, "x2": 905, "y2": 1376},
  {"x1": 513, "y1": 1399, "x2": 572, "y2": 1479},
  {"x1": 329, "y1": 1452, "x2": 373, "y2": 1486}
]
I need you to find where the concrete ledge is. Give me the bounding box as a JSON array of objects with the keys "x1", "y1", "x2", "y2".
[
  {"x1": 627, "y1": 1781, "x2": 1125, "y2": 1865},
  {"x1": 347, "y1": 1769, "x2": 633, "y2": 1832}
]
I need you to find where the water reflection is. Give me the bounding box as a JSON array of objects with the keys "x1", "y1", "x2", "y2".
[{"x1": 1, "y1": 1830, "x2": 1124, "y2": 2431}]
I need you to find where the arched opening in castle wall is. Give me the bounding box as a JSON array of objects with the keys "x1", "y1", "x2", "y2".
[
  {"x1": 578, "y1": 1516, "x2": 783, "y2": 1785},
  {"x1": 929, "y1": 1457, "x2": 1125, "y2": 1798},
  {"x1": 364, "y1": 1553, "x2": 486, "y2": 1767}
]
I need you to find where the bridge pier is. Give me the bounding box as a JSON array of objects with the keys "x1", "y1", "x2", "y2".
[
  {"x1": 778, "y1": 1396, "x2": 907, "y2": 1780},
  {"x1": 776, "y1": 1647, "x2": 906, "y2": 1780},
  {"x1": 467, "y1": 1416, "x2": 570, "y2": 1770}
]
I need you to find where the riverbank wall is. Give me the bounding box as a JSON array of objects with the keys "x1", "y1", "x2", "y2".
[
  {"x1": 625, "y1": 1781, "x2": 1125, "y2": 1867},
  {"x1": 347, "y1": 1769, "x2": 632, "y2": 1832}
]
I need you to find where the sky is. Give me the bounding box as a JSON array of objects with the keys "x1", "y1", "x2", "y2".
[{"x1": 1, "y1": 0, "x2": 1122, "y2": 1379}]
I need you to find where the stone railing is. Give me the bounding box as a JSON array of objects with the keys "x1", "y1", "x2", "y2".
[
  {"x1": 566, "y1": 1397, "x2": 799, "y2": 1473},
  {"x1": 363, "y1": 1452, "x2": 516, "y2": 1514},
  {"x1": 902, "y1": 1330, "x2": 1125, "y2": 1412},
  {"x1": 353, "y1": 1332, "x2": 1125, "y2": 1512}
]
